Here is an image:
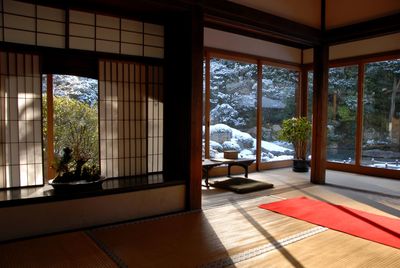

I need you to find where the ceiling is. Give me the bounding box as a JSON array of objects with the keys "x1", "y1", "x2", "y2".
[{"x1": 230, "y1": 0, "x2": 400, "y2": 29}]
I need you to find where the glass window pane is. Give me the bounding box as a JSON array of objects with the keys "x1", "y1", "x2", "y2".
[
  {"x1": 262, "y1": 66, "x2": 298, "y2": 162},
  {"x1": 327, "y1": 65, "x2": 358, "y2": 164},
  {"x1": 362, "y1": 59, "x2": 400, "y2": 170},
  {"x1": 209, "y1": 58, "x2": 257, "y2": 160}
]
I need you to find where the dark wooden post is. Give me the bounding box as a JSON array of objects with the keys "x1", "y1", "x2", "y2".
[
  {"x1": 188, "y1": 7, "x2": 204, "y2": 209},
  {"x1": 311, "y1": 44, "x2": 329, "y2": 184},
  {"x1": 299, "y1": 50, "x2": 308, "y2": 117}
]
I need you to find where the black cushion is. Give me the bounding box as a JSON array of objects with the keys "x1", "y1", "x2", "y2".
[{"x1": 209, "y1": 177, "x2": 274, "y2": 194}]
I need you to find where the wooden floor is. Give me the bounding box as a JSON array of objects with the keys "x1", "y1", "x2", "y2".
[{"x1": 0, "y1": 168, "x2": 399, "y2": 267}]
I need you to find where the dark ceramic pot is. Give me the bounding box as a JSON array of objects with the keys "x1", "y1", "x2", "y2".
[
  {"x1": 48, "y1": 177, "x2": 106, "y2": 192},
  {"x1": 292, "y1": 159, "x2": 309, "y2": 172}
]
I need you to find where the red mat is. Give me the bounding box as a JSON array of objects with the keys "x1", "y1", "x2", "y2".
[{"x1": 259, "y1": 197, "x2": 400, "y2": 248}]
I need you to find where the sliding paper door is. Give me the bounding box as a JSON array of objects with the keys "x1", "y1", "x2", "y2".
[
  {"x1": 0, "y1": 52, "x2": 43, "y2": 188},
  {"x1": 99, "y1": 60, "x2": 163, "y2": 178}
]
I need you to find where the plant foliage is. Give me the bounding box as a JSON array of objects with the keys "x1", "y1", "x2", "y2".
[{"x1": 277, "y1": 117, "x2": 311, "y2": 160}]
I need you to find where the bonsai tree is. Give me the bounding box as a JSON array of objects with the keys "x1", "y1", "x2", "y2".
[
  {"x1": 53, "y1": 147, "x2": 100, "y2": 183},
  {"x1": 277, "y1": 117, "x2": 312, "y2": 160}
]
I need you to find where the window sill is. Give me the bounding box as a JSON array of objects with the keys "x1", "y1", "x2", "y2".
[{"x1": 0, "y1": 174, "x2": 184, "y2": 208}]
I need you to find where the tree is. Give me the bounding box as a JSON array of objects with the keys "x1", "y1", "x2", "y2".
[
  {"x1": 43, "y1": 96, "x2": 99, "y2": 167},
  {"x1": 364, "y1": 60, "x2": 400, "y2": 144},
  {"x1": 42, "y1": 75, "x2": 99, "y2": 174}
]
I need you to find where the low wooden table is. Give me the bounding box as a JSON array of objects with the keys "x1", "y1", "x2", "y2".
[{"x1": 202, "y1": 158, "x2": 255, "y2": 188}]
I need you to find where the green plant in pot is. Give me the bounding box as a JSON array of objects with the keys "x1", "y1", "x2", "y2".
[
  {"x1": 277, "y1": 117, "x2": 312, "y2": 172},
  {"x1": 50, "y1": 147, "x2": 102, "y2": 190}
]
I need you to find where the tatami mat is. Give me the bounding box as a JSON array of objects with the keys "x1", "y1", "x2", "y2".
[
  {"x1": 0, "y1": 232, "x2": 117, "y2": 268},
  {"x1": 89, "y1": 196, "x2": 318, "y2": 267}
]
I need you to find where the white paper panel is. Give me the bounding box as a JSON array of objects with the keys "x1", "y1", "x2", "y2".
[
  {"x1": 144, "y1": 34, "x2": 163, "y2": 47},
  {"x1": 4, "y1": 14, "x2": 35, "y2": 31},
  {"x1": 37, "y1": 6, "x2": 65, "y2": 21},
  {"x1": 96, "y1": 14, "x2": 120, "y2": 28},
  {"x1": 4, "y1": 28, "x2": 35, "y2": 45},
  {"x1": 121, "y1": 43, "x2": 142, "y2": 56},
  {"x1": 69, "y1": 10, "x2": 95, "y2": 25},
  {"x1": 37, "y1": 20, "x2": 64, "y2": 35},
  {"x1": 37, "y1": 33, "x2": 65, "y2": 48},
  {"x1": 69, "y1": 23, "x2": 95, "y2": 38},
  {"x1": 144, "y1": 23, "x2": 164, "y2": 36},
  {"x1": 98, "y1": 61, "x2": 163, "y2": 177},
  {"x1": 121, "y1": 31, "x2": 143, "y2": 44},
  {"x1": 69, "y1": 36, "x2": 95, "y2": 51},
  {"x1": 3, "y1": 0, "x2": 35, "y2": 16},
  {"x1": 0, "y1": 52, "x2": 43, "y2": 189},
  {"x1": 121, "y1": 19, "x2": 142, "y2": 32},
  {"x1": 96, "y1": 40, "x2": 120, "y2": 54},
  {"x1": 96, "y1": 27, "x2": 120, "y2": 41},
  {"x1": 144, "y1": 46, "x2": 164, "y2": 59}
]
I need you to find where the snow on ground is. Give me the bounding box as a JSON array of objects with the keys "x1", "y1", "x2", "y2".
[{"x1": 209, "y1": 123, "x2": 292, "y2": 159}]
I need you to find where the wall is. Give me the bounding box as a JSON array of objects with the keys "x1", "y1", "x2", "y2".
[
  {"x1": 0, "y1": 185, "x2": 185, "y2": 241},
  {"x1": 302, "y1": 33, "x2": 400, "y2": 64},
  {"x1": 204, "y1": 27, "x2": 302, "y2": 64},
  {"x1": 329, "y1": 33, "x2": 400, "y2": 60}
]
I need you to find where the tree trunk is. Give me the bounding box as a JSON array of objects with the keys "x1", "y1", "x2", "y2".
[{"x1": 389, "y1": 78, "x2": 400, "y2": 140}]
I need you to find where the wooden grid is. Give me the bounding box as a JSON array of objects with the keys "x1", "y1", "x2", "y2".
[
  {"x1": 99, "y1": 60, "x2": 164, "y2": 178},
  {"x1": 147, "y1": 65, "x2": 163, "y2": 173},
  {"x1": 0, "y1": 0, "x2": 164, "y2": 58},
  {"x1": 0, "y1": 0, "x2": 66, "y2": 48},
  {"x1": 69, "y1": 9, "x2": 164, "y2": 58},
  {"x1": 0, "y1": 51, "x2": 43, "y2": 188}
]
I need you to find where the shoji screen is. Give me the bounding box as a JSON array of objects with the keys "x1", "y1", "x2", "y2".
[
  {"x1": 99, "y1": 60, "x2": 147, "y2": 178},
  {"x1": 0, "y1": 52, "x2": 43, "y2": 188},
  {"x1": 69, "y1": 10, "x2": 164, "y2": 58},
  {"x1": 99, "y1": 60, "x2": 164, "y2": 178},
  {"x1": 1, "y1": 0, "x2": 66, "y2": 48},
  {"x1": 147, "y1": 66, "x2": 163, "y2": 173}
]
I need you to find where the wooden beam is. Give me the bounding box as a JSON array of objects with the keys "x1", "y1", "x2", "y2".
[
  {"x1": 311, "y1": 45, "x2": 329, "y2": 184},
  {"x1": 299, "y1": 65, "x2": 308, "y2": 117},
  {"x1": 326, "y1": 13, "x2": 400, "y2": 45},
  {"x1": 203, "y1": 1, "x2": 320, "y2": 48}
]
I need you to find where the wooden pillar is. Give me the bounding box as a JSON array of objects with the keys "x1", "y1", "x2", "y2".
[
  {"x1": 204, "y1": 52, "x2": 211, "y2": 159},
  {"x1": 46, "y1": 74, "x2": 55, "y2": 180},
  {"x1": 299, "y1": 50, "x2": 308, "y2": 117},
  {"x1": 256, "y1": 60, "x2": 262, "y2": 170},
  {"x1": 188, "y1": 7, "x2": 204, "y2": 209},
  {"x1": 310, "y1": 45, "x2": 329, "y2": 184},
  {"x1": 164, "y1": 8, "x2": 203, "y2": 210},
  {"x1": 355, "y1": 63, "x2": 364, "y2": 166}
]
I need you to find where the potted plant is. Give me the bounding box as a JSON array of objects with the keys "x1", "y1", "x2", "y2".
[
  {"x1": 277, "y1": 117, "x2": 312, "y2": 172},
  {"x1": 49, "y1": 147, "x2": 104, "y2": 191}
]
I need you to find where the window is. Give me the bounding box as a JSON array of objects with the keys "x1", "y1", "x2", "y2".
[
  {"x1": 362, "y1": 59, "x2": 400, "y2": 170},
  {"x1": 42, "y1": 74, "x2": 99, "y2": 180},
  {"x1": 261, "y1": 65, "x2": 298, "y2": 162},
  {"x1": 202, "y1": 51, "x2": 301, "y2": 169},
  {"x1": 209, "y1": 58, "x2": 257, "y2": 160},
  {"x1": 327, "y1": 65, "x2": 358, "y2": 164}
]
